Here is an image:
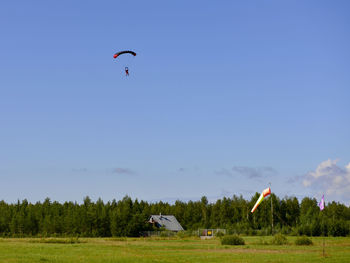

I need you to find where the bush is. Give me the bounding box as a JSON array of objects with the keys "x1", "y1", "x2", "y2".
[
  {"x1": 298, "y1": 225, "x2": 312, "y2": 236},
  {"x1": 257, "y1": 228, "x2": 270, "y2": 236},
  {"x1": 328, "y1": 220, "x2": 349, "y2": 237},
  {"x1": 216, "y1": 231, "x2": 225, "y2": 238},
  {"x1": 281, "y1": 226, "x2": 291, "y2": 235},
  {"x1": 271, "y1": 234, "x2": 288, "y2": 245},
  {"x1": 176, "y1": 231, "x2": 185, "y2": 238},
  {"x1": 106, "y1": 237, "x2": 127, "y2": 241},
  {"x1": 311, "y1": 220, "x2": 321, "y2": 236},
  {"x1": 256, "y1": 237, "x2": 269, "y2": 245},
  {"x1": 160, "y1": 231, "x2": 175, "y2": 237},
  {"x1": 246, "y1": 229, "x2": 257, "y2": 236},
  {"x1": 290, "y1": 227, "x2": 299, "y2": 236},
  {"x1": 176, "y1": 231, "x2": 195, "y2": 238},
  {"x1": 29, "y1": 237, "x2": 83, "y2": 244},
  {"x1": 295, "y1": 236, "x2": 313, "y2": 246},
  {"x1": 221, "y1": 235, "x2": 245, "y2": 246}
]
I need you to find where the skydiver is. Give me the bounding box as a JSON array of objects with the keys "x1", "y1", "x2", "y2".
[{"x1": 125, "y1": 67, "x2": 129, "y2": 76}]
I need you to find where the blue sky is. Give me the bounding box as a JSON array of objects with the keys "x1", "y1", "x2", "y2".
[{"x1": 1, "y1": 1, "x2": 349, "y2": 204}]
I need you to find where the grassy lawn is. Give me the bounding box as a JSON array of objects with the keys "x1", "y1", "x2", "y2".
[{"x1": 0, "y1": 236, "x2": 349, "y2": 263}]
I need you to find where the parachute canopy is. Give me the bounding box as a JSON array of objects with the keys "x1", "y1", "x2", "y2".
[
  {"x1": 251, "y1": 187, "x2": 271, "y2": 213},
  {"x1": 113, "y1": 50, "x2": 137, "y2": 59}
]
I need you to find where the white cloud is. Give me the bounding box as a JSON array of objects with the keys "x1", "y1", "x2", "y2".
[
  {"x1": 303, "y1": 159, "x2": 350, "y2": 202},
  {"x1": 231, "y1": 166, "x2": 277, "y2": 179},
  {"x1": 112, "y1": 167, "x2": 136, "y2": 176}
]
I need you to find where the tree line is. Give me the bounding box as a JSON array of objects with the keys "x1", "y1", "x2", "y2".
[{"x1": 0, "y1": 194, "x2": 349, "y2": 237}]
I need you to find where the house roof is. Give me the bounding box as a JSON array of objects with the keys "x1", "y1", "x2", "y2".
[{"x1": 149, "y1": 215, "x2": 184, "y2": 231}]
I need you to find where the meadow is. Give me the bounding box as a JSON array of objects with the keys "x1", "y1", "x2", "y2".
[{"x1": 0, "y1": 236, "x2": 349, "y2": 263}]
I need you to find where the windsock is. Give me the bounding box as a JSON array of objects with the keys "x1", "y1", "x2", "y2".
[{"x1": 251, "y1": 187, "x2": 271, "y2": 213}]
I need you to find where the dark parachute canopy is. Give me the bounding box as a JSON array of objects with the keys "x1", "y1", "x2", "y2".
[{"x1": 113, "y1": 50, "x2": 137, "y2": 59}]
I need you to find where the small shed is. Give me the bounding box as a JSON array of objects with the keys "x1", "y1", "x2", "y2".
[
  {"x1": 198, "y1": 228, "x2": 226, "y2": 239},
  {"x1": 148, "y1": 214, "x2": 184, "y2": 232}
]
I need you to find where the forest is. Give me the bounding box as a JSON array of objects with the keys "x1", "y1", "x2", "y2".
[{"x1": 1, "y1": 194, "x2": 349, "y2": 237}]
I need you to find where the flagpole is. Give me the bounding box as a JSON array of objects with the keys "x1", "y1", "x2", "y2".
[
  {"x1": 269, "y1": 182, "x2": 273, "y2": 235},
  {"x1": 322, "y1": 212, "x2": 325, "y2": 257},
  {"x1": 323, "y1": 235, "x2": 325, "y2": 257},
  {"x1": 319, "y1": 195, "x2": 325, "y2": 257}
]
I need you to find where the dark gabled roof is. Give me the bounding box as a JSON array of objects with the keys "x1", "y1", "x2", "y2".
[{"x1": 149, "y1": 215, "x2": 184, "y2": 231}]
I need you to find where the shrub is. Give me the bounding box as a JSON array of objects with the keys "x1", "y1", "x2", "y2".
[
  {"x1": 176, "y1": 231, "x2": 195, "y2": 238},
  {"x1": 329, "y1": 220, "x2": 349, "y2": 237},
  {"x1": 106, "y1": 237, "x2": 127, "y2": 241},
  {"x1": 298, "y1": 225, "x2": 311, "y2": 236},
  {"x1": 257, "y1": 228, "x2": 270, "y2": 236},
  {"x1": 256, "y1": 237, "x2": 269, "y2": 245},
  {"x1": 160, "y1": 231, "x2": 174, "y2": 237},
  {"x1": 271, "y1": 234, "x2": 288, "y2": 245},
  {"x1": 216, "y1": 231, "x2": 225, "y2": 238},
  {"x1": 221, "y1": 235, "x2": 245, "y2": 246},
  {"x1": 311, "y1": 220, "x2": 321, "y2": 236},
  {"x1": 246, "y1": 229, "x2": 257, "y2": 236},
  {"x1": 29, "y1": 237, "x2": 83, "y2": 244},
  {"x1": 295, "y1": 236, "x2": 313, "y2": 246},
  {"x1": 290, "y1": 227, "x2": 299, "y2": 236},
  {"x1": 281, "y1": 226, "x2": 291, "y2": 235}
]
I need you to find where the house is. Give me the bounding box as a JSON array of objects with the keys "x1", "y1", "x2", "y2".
[{"x1": 148, "y1": 214, "x2": 184, "y2": 232}]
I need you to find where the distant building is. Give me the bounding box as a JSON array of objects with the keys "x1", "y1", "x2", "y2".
[
  {"x1": 148, "y1": 214, "x2": 184, "y2": 232},
  {"x1": 198, "y1": 228, "x2": 226, "y2": 239}
]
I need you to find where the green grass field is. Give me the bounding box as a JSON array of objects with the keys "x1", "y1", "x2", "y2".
[{"x1": 0, "y1": 236, "x2": 349, "y2": 263}]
